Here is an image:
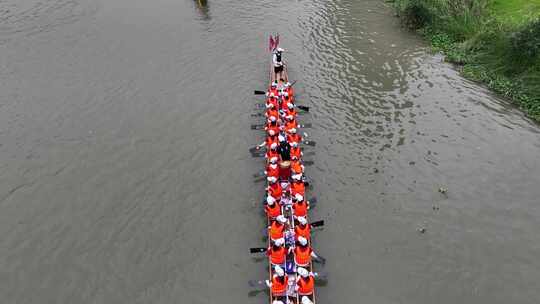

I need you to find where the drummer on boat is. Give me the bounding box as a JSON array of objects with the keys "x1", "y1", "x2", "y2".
[{"x1": 273, "y1": 47, "x2": 285, "y2": 84}]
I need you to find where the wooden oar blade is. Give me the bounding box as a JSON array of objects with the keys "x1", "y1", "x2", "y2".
[
  {"x1": 310, "y1": 220, "x2": 324, "y2": 227},
  {"x1": 303, "y1": 141, "x2": 316, "y2": 147},
  {"x1": 254, "y1": 90, "x2": 266, "y2": 95},
  {"x1": 297, "y1": 105, "x2": 310, "y2": 112},
  {"x1": 250, "y1": 247, "x2": 267, "y2": 253}
]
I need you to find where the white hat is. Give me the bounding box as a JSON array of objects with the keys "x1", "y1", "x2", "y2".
[
  {"x1": 276, "y1": 47, "x2": 284, "y2": 52},
  {"x1": 268, "y1": 129, "x2": 276, "y2": 136},
  {"x1": 267, "y1": 196, "x2": 276, "y2": 205},
  {"x1": 275, "y1": 265, "x2": 285, "y2": 276},
  {"x1": 269, "y1": 92, "x2": 275, "y2": 97},
  {"x1": 267, "y1": 176, "x2": 277, "y2": 183},
  {"x1": 292, "y1": 173, "x2": 302, "y2": 180},
  {"x1": 297, "y1": 216, "x2": 307, "y2": 225},
  {"x1": 270, "y1": 156, "x2": 278, "y2": 163},
  {"x1": 291, "y1": 141, "x2": 298, "y2": 147},
  {"x1": 290, "y1": 128, "x2": 297, "y2": 134},
  {"x1": 276, "y1": 215, "x2": 287, "y2": 223},
  {"x1": 269, "y1": 116, "x2": 277, "y2": 122},
  {"x1": 298, "y1": 236, "x2": 308, "y2": 246},
  {"x1": 271, "y1": 81, "x2": 278, "y2": 87},
  {"x1": 297, "y1": 267, "x2": 309, "y2": 278},
  {"x1": 269, "y1": 163, "x2": 278, "y2": 169},
  {"x1": 295, "y1": 194, "x2": 304, "y2": 201},
  {"x1": 278, "y1": 135, "x2": 285, "y2": 142},
  {"x1": 287, "y1": 103, "x2": 294, "y2": 109},
  {"x1": 283, "y1": 92, "x2": 289, "y2": 97},
  {"x1": 301, "y1": 296, "x2": 314, "y2": 304},
  {"x1": 274, "y1": 237, "x2": 285, "y2": 246},
  {"x1": 270, "y1": 143, "x2": 278, "y2": 150}
]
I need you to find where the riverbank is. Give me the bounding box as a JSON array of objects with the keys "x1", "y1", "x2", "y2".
[{"x1": 390, "y1": 0, "x2": 540, "y2": 122}]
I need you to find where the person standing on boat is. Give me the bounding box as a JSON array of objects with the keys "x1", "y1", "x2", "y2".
[{"x1": 273, "y1": 47, "x2": 285, "y2": 83}]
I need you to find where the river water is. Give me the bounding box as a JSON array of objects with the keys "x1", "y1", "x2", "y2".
[{"x1": 1, "y1": 0, "x2": 539, "y2": 303}]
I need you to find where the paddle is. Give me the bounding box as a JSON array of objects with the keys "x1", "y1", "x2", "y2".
[
  {"x1": 310, "y1": 220, "x2": 324, "y2": 228},
  {"x1": 297, "y1": 105, "x2": 310, "y2": 112},
  {"x1": 250, "y1": 247, "x2": 267, "y2": 254},
  {"x1": 314, "y1": 255, "x2": 327, "y2": 265},
  {"x1": 303, "y1": 140, "x2": 316, "y2": 147},
  {"x1": 313, "y1": 271, "x2": 328, "y2": 281}
]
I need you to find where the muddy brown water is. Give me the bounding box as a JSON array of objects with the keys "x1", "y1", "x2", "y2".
[{"x1": 1, "y1": 0, "x2": 540, "y2": 303}]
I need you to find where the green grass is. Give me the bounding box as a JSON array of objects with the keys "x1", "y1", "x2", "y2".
[
  {"x1": 491, "y1": 0, "x2": 540, "y2": 24},
  {"x1": 390, "y1": 0, "x2": 540, "y2": 122}
]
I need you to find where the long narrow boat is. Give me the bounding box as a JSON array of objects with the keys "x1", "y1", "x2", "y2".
[{"x1": 257, "y1": 52, "x2": 317, "y2": 304}]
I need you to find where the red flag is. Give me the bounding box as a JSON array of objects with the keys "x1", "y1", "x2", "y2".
[{"x1": 269, "y1": 35, "x2": 275, "y2": 52}]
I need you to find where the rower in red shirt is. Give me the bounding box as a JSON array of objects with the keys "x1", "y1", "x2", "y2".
[
  {"x1": 290, "y1": 174, "x2": 305, "y2": 197},
  {"x1": 292, "y1": 194, "x2": 309, "y2": 218},
  {"x1": 267, "y1": 176, "x2": 282, "y2": 200},
  {"x1": 287, "y1": 128, "x2": 302, "y2": 146}
]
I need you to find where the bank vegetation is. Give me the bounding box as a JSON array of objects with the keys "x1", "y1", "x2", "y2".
[{"x1": 390, "y1": 0, "x2": 540, "y2": 122}]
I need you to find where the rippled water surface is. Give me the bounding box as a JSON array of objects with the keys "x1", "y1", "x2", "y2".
[{"x1": 1, "y1": 0, "x2": 540, "y2": 303}]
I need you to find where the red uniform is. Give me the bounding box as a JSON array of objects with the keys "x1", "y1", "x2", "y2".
[
  {"x1": 293, "y1": 200, "x2": 308, "y2": 217},
  {"x1": 265, "y1": 123, "x2": 280, "y2": 136},
  {"x1": 268, "y1": 245, "x2": 286, "y2": 265},
  {"x1": 287, "y1": 133, "x2": 302, "y2": 144},
  {"x1": 297, "y1": 276, "x2": 314, "y2": 295},
  {"x1": 267, "y1": 182, "x2": 283, "y2": 199},
  {"x1": 269, "y1": 221, "x2": 285, "y2": 240},
  {"x1": 294, "y1": 245, "x2": 313, "y2": 266},
  {"x1": 290, "y1": 146, "x2": 302, "y2": 160},
  {"x1": 265, "y1": 202, "x2": 281, "y2": 219},
  {"x1": 266, "y1": 108, "x2": 279, "y2": 120},
  {"x1": 266, "y1": 163, "x2": 279, "y2": 178},
  {"x1": 290, "y1": 181, "x2": 305, "y2": 197},
  {"x1": 284, "y1": 120, "x2": 298, "y2": 134},
  {"x1": 295, "y1": 223, "x2": 311, "y2": 241}
]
